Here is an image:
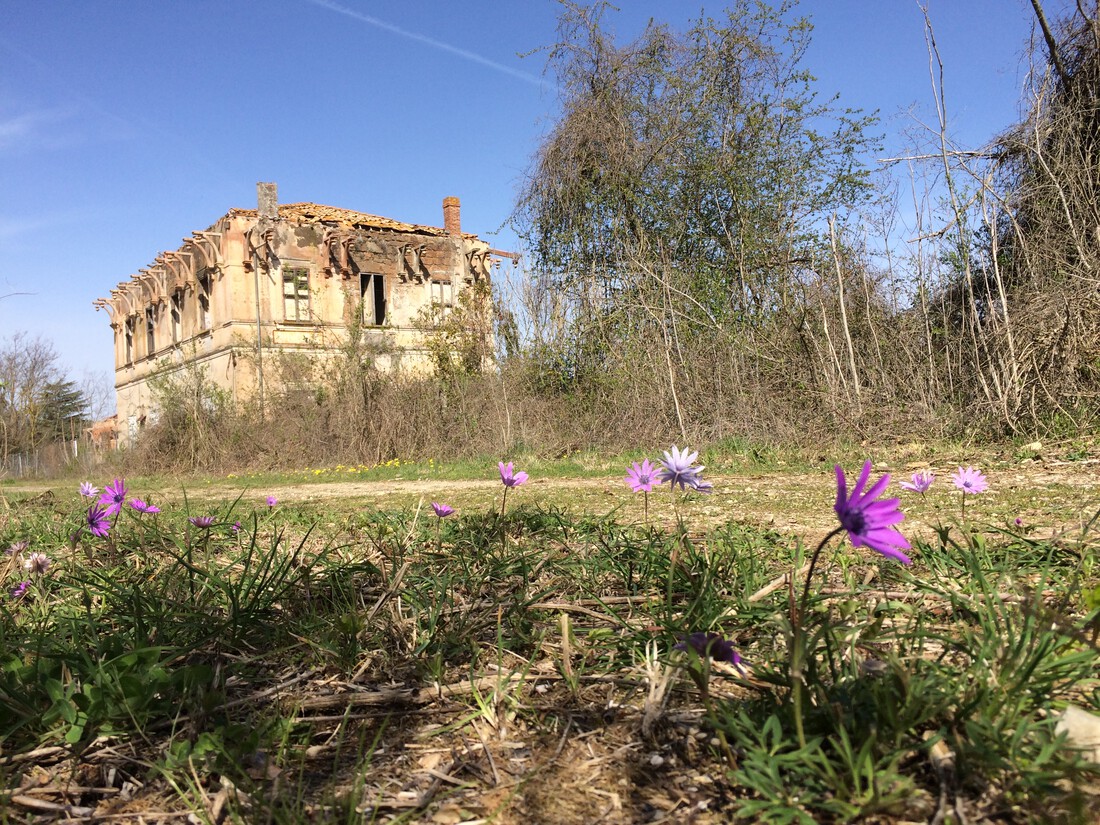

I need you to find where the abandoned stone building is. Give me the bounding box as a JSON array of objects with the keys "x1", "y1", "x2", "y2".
[{"x1": 95, "y1": 184, "x2": 502, "y2": 446}]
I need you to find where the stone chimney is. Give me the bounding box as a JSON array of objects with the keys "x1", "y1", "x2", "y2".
[
  {"x1": 442, "y1": 196, "x2": 461, "y2": 237},
  {"x1": 257, "y1": 182, "x2": 279, "y2": 219}
]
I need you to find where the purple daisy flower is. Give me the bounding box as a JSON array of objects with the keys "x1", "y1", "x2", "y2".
[
  {"x1": 6, "y1": 540, "x2": 29, "y2": 556},
  {"x1": 79, "y1": 482, "x2": 99, "y2": 499},
  {"x1": 10, "y1": 580, "x2": 31, "y2": 600},
  {"x1": 899, "y1": 470, "x2": 935, "y2": 494},
  {"x1": 24, "y1": 552, "x2": 50, "y2": 576},
  {"x1": 431, "y1": 502, "x2": 455, "y2": 518},
  {"x1": 834, "y1": 461, "x2": 912, "y2": 565},
  {"x1": 85, "y1": 503, "x2": 112, "y2": 538},
  {"x1": 98, "y1": 478, "x2": 128, "y2": 516},
  {"x1": 266, "y1": 495, "x2": 278, "y2": 508},
  {"x1": 189, "y1": 516, "x2": 216, "y2": 529},
  {"x1": 499, "y1": 462, "x2": 528, "y2": 488},
  {"x1": 624, "y1": 459, "x2": 660, "y2": 493},
  {"x1": 675, "y1": 631, "x2": 742, "y2": 666},
  {"x1": 951, "y1": 466, "x2": 988, "y2": 494},
  {"x1": 130, "y1": 498, "x2": 161, "y2": 514},
  {"x1": 231, "y1": 521, "x2": 242, "y2": 534},
  {"x1": 657, "y1": 446, "x2": 707, "y2": 492}
]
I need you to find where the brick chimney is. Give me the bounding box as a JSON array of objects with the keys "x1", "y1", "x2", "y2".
[
  {"x1": 257, "y1": 182, "x2": 278, "y2": 219},
  {"x1": 442, "y1": 196, "x2": 461, "y2": 237}
]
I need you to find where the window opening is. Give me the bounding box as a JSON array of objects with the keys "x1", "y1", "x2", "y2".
[
  {"x1": 124, "y1": 318, "x2": 134, "y2": 365},
  {"x1": 198, "y1": 272, "x2": 212, "y2": 330},
  {"x1": 431, "y1": 280, "x2": 453, "y2": 309},
  {"x1": 171, "y1": 292, "x2": 182, "y2": 344},
  {"x1": 360, "y1": 273, "x2": 386, "y2": 325},
  {"x1": 283, "y1": 268, "x2": 310, "y2": 321},
  {"x1": 145, "y1": 306, "x2": 156, "y2": 356}
]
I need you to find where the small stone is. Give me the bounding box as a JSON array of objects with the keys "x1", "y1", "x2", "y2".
[
  {"x1": 648, "y1": 754, "x2": 665, "y2": 767},
  {"x1": 1056, "y1": 705, "x2": 1100, "y2": 763}
]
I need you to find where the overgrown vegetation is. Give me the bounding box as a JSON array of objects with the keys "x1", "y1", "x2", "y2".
[{"x1": 509, "y1": 0, "x2": 1100, "y2": 445}]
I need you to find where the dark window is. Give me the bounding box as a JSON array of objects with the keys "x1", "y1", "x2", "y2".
[
  {"x1": 283, "y1": 268, "x2": 310, "y2": 321},
  {"x1": 360, "y1": 273, "x2": 385, "y2": 325},
  {"x1": 124, "y1": 318, "x2": 134, "y2": 365},
  {"x1": 145, "y1": 306, "x2": 155, "y2": 356},
  {"x1": 198, "y1": 272, "x2": 212, "y2": 330},
  {"x1": 171, "y1": 293, "x2": 182, "y2": 344}
]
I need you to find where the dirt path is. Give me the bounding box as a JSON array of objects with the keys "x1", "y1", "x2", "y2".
[
  {"x1": 7, "y1": 458, "x2": 1098, "y2": 539},
  {"x1": 173, "y1": 458, "x2": 1100, "y2": 541}
]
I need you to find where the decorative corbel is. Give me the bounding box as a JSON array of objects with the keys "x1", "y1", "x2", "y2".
[
  {"x1": 93, "y1": 297, "x2": 118, "y2": 327},
  {"x1": 321, "y1": 228, "x2": 343, "y2": 278},
  {"x1": 161, "y1": 251, "x2": 194, "y2": 293},
  {"x1": 135, "y1": 272, "x2": 161, "y2": 306},
  {"x1": 111, "y1": 287, "x2": 137, "y2": 317},
  {"x1": 246, "y1": 226, "x2": 274, "y2": 272},
  {"x1": 186, "y1": 231, "x2": 222, "y2": 271},
  {"x1": 397, "y1": 243, "x2": 414, "y2": 281},
  {"x1": 339, "y1": 234, "x2": 354, "y2": 277},
  {"x1": 120, "y1": 283, "x2": 145, "y2": 319},
  {"x1": 411, "y1": 244, "x2": 429, "y2": 281},
  {"x1": 142, "y1": 263, "x2": 170, "y2": 301},
  {"x1": 464, "y1": 249, "x2": 476, "y2": 283}
]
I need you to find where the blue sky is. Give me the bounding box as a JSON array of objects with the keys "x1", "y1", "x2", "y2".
[{"x1": 0, "y1": 0, "x2": 1070, "y2": 410}]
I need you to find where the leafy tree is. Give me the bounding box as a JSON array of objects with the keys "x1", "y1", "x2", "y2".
[
  {"x1": 415, "y1": 279, "x2": 496, "y2": 380},
  {"x1": 0, "y1": 332, "x2": 72, "y2": 458},
  {"x1": 36, "y1": 379, "x2": 90, "y2": 444},
  {"x1": 515, "y1": 0, "x2": 879, "y2": 351}
]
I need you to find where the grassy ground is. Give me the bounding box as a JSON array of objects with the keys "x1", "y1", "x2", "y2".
[{"x1": 2, "y1": 443, "x2": 1099, "y2": 823}]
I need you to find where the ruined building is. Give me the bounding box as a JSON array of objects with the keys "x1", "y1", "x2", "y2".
[{"x1": 95, "y1": 183, "x2": 502, "y2": 446}]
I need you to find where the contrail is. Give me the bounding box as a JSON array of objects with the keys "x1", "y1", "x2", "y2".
[{"x1": 306, "y1": 0, "x2": 552, "y2": 90}]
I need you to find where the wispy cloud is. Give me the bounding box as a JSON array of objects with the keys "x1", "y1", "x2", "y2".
[
  {"x1": 0, "y1": 107, "x2": 81, "y2": 153},
  {"x1": 0, "y1": 215, "x2": 53, "y2": 240},
  {"x1": 306, "y1": 0, "x2": 553, "y2": 90}
]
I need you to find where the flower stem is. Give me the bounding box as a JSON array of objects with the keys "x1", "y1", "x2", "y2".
[
  {"x1": 791, "y1": 525, "x2": 844, "y2": 750},
  {"x1": 500, "y1": 487, "x2": 509, "y2": 555},
  {"x1": 798, "y1": 526, "x2": 845, "y2": 620}
]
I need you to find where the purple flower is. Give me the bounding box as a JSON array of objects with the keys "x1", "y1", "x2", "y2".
[
  {"x1": 85, "y1": 503, "x2": 111, "y2": 538},
  {"x1": 657, "y1": 446, "x2": 706, "y2": 492},
  {"x1": 98, "y1": 478, "x2": 128, "y2": 516},
  {"x1": 691, "y1": 478, "x2": 714, "y2": 495},
  {"x1": 130, "y1": 498, "x2": 160, "y2": 514},
  {"x1": 6, "y1": 540, "x2": 28, "y2": 556},
  {"x1": 231, "y1": 521, "x2": 242, "y2": 534},
  {"x1": 79, "y1": 482, "x2": 99, "y2": 499},
  {"x1": 899, "y1": 470, "x2": 935, "y2": 494},
  {"x1": 834, "y1": 461, "x2": 912, "y2": 565},
  {"x1": 10, "y1": 580, "x2": 31, "y2": 600},
  {"x1": 189, "y1": 516, "x2": 216, "y2": 529},
  {"x1": 431, "y1": 502, "x2": 455, "y2": 518},
  {"x1": 952, "y1": 466, "x2": 988, "y2": 495},
  {"x1": 499, "y1": 462, "x2": 528, "y2": 488},
  {"x1": 624, "y1": 459, "x2": 660, "y2": 493},
  {"x1": 675, "y1": 632, "x2": 742, "y2": 666},
  {"x1": 24, "y1": 552, "x2": 50, "y2": 576},
  {"x1": 266, "y1": 495, "x2": 278, "y2": 508}
]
